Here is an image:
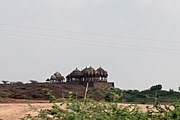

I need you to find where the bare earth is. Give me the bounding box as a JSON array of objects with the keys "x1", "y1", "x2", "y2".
[
  {"x1": 0, "y1": 99, "x2": 156, "y2": 120},
  {"x1": 0, "y1": 103, "x2": 155, "y2": 120},
  {"x1": 0, "y1": 103, "x2": 55, "y2": 120}
]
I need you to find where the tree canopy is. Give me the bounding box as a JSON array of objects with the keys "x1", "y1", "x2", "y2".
[{"x1": 150, "y1": 84, "x2": 162, "y2": 91}]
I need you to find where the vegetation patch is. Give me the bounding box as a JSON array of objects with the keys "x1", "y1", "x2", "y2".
[{"x1": 20, "y1": 99, "x2": 180, "y2": 120}]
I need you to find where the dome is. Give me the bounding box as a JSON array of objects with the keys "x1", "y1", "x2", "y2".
[
  {"x1": 50, "y1": 74, "x2": 56, "y2": 80},
  {"x1": 82, "y1": 67, "x2": 89, "y2": 74},
  {"x1": 82, "y1": 66, "x2": 96, "y2": 76},
  {"x1": 51, "y1": 71, "x2": 65, "y2": 81},
  {"x1": 54, "y1": 71, "x2": 63, "y2": 78},
  {"x1": 66, "y1": 74, "x2": 71, "y2": 78},
  {"x1": 96, "y1": 67, "x2": 108, "y2": 77},
  {"x1": 88, "y1": 66, "x2": 96, "y2": 74},
  {"x1": 82, "y1": 66, "x2": 88, "y2": 72},
  {"x1": 73, "y1": 68, "x2": 81, "y2": 73},
  {"x1": 70, "y1": 68, "x2": 82, "y2": 77}
]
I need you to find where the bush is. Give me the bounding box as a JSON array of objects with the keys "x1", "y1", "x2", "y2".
[
  {"x1": 150, "y1": 84, "x2": 162, "y2": 91},
  {"x1": 1, "y1": 80, "x2": 9, "y2": 84},
  {"x1": 42, "y1": 88, "x2": 56, "y2": 103},
  {"x1": 21, "y1": 100, "x2": 180, "y2": 120},
  {"x1": 29, "y1": 80, "x2": 38, "y2": 84}
]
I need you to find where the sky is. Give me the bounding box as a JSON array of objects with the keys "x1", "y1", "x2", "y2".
[{"x1": 0, "y1": 0, "x2": 180, "y2": 90}]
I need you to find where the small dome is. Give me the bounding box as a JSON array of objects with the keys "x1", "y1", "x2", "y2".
[
  {"x1": 73, "y1": 68, "x2": 81, "y2": 73},
  {"x1": 97, "y1": 66, "x2": 104, "y2": 71},
  {"x1": 82, "y1": 66, "x2": 96, "y2": 76},
  {"x1": 82, "y1": 67, "x2": 89, "y2": 74},
  {"x1": 54, "y1": 71, "x2": 63, "y2": 78},
  {"x1": 50, "y1": 74, "x2": 56, "y2": 80},
  {"x1": 88, "y1": 66, "x2": 96, "y2": 74},
  {"x1": 82, "y1": 66, "x2": 88, "y2": 72},
  {"x1": 70, "y1": 68, "x2": 82, "y2": 77},
  {"x1": 96, "y1": 67, "x2": 108, "y2": 77},
  {"x1": 66, "y1": 74, "x2": 71, "y2": 78},
  {"x1": 50, "y1": 71, "x2": 65, "y2": 81}
]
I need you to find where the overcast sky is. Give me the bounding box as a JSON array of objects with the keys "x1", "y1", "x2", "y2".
[{"x1": 0, "y1": 0, "x2": 180, "y2": 90}]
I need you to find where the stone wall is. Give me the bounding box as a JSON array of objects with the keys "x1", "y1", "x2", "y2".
[{"x1": 92, "y1": 82, "x2": 114, "y2": 89}]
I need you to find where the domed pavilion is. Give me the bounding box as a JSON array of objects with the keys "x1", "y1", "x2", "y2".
[
  {"x1": 48, "y1": 71, "x2": 65, "y2": 83},
  {"x1": 66, "y1": 66, "x2": 108, "y2": 83}
]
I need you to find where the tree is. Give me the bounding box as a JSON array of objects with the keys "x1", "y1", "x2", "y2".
[
  {"x1": 29, "y1": 80, "x2": 38, "y2": 84},
  {"x1": 1, "y1": 80, "x2": 9, "y2": 84},
  {"x1": 150, "y1": 84, "x2": 162, "y2": 91},
  {"x1": 10, "y1": 81, "x2": 23, "y2": 85},
  {"x1": 104, "y1": 88, "x2": 123, "y2": 102}
]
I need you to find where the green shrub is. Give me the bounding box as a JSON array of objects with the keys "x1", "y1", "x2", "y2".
[
  {"x1": 21, "y1": 99, "x2": 180, "y2": 120},
  {"x1": 42, "y1": 88, "x2": 56, "y2": 103},
  {"x1": 21, "y1": 87, "x2": 180, "y2": 120}
]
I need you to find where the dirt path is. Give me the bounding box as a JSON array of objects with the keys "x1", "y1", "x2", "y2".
[{"x1": 0, "y1": 103, "x2": 54, "y2": 120}]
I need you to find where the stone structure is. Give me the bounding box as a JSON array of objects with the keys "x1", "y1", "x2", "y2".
[
  {"x1": 47, "y1": 66, "x2": 114, "y2": 89},
  {"x1": 66, "y1": 66, "x2": 108, "y2": 83},
  {"x1": 46, "y1": 71, "x2": 65, "y2": 83}
]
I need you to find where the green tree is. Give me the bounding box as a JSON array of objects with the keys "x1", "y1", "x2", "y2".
[
  {"x1": 42, "y1": 88, "x2": 56, "y2": 103},
  {"x1": 150, "y1": 84, "x2": 162, "y2": 91},
  {"x1": 104, "y1": 88, "x2": 123, "y2": 102},
  {"x1": 1, "y1": 80, "x2": 9, "y2": 84},
  {"x1": 29, "y1": 80, "x2": 38, "y2": 84}
]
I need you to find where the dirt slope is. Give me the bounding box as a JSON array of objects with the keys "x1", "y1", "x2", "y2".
[{"x1": 0, "y1": 83, "x2": 86, "y2": 100}]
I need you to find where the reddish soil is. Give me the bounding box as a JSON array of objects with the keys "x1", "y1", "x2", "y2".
[
  {"x1": 0, "y1": 83, "x2": 108, "y2": 101},
  {"x1": 0, "y1": 83, "x2": 86, "y2": 100},
  {"x1": 0, "y1": 98, "x2": 49, "y2": 103},
  {"x1": 0, "y1": 83, "x2": 111, "y2": 120}
]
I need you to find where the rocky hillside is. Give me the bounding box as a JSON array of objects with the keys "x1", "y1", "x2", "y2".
[{"x1": 0, "y1": 83, "x2": 87, "y2": 100}]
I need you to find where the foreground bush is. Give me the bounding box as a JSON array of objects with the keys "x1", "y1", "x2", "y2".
[{"x1": 20, "y1": 99, "x2": 180, "y2": 120}]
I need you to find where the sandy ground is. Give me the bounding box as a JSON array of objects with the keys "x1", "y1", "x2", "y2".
[
  {"x1": 0, "y1": 102, "x2": 155, "y2": 120},
  {"x1": 0, "y1": 103, "x2": 55, "y2": 120}
]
